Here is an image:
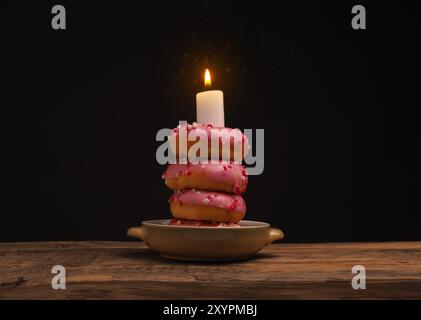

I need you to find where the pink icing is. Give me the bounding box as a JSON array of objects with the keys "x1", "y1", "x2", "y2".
[
  {"x1": 172, "y1": 122, "x2": 249, "y2": 153},
  {"x1": 170, "y1": 189, "x2": 246, "y2": 214},
  {"x1": 164, "y1": 162, "x2": 248, "y2": 194}
]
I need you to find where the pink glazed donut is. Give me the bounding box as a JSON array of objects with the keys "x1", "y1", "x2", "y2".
[
  {"x1": 168, "y1": 122, "x2": 249, "y2": 162},
  {"x1": 163, "y1": 162, "x2": 248, "y2": 194},
  {"x1": 169, "y1": 218, "x2": 240, "y2": 227},
  {"x1": 169, "y1": 189, "x2": 246, "y2": 223}
]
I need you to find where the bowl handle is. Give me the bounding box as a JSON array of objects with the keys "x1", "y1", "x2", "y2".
[
  {"x1": 267, "y1": 228, "x2": 284, "y2": 244},
  {"x1": 127, "y1": 227, "x2": 144, "y2": 241}
]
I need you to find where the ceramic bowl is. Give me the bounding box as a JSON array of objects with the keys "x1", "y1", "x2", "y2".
[{"x1": 127, "y1": 219, "x2": 284, "y2": 261}]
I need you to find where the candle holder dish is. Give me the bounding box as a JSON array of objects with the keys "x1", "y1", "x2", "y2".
[{"x1": 127, "y1": 219, "x2": 284, "y2": 262}]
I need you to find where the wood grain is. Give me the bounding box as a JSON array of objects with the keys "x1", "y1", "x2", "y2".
[{"x1": 1, "y1": 241, "x2": 420, "y2": 299}]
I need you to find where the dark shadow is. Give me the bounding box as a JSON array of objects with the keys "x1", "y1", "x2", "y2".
[{"x1": 118, "y1": 248, "x2": 279, "y2": 265}]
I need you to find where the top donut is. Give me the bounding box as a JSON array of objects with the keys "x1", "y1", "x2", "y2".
[{"x1": 168, "y1": 122, "x2": 250, "y2": 162}]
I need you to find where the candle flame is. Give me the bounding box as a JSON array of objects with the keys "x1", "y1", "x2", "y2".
[{"x1": 204, "y1": 69, "x2": 211, "y2": 87}]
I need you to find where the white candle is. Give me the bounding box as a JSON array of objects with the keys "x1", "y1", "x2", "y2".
[{"x1": 196, "y1": 69, "x2": 225, "y2": 127}]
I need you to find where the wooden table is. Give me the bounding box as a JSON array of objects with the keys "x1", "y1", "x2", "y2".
[{"x1": 0, "y1": 241, "x2": 420, "y2": 299}]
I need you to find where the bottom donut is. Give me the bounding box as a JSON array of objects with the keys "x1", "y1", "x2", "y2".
[
  {"x1": 169, "y1": 218, "x2": 240, "y2": 227},
  {"x1": 169, "y1": 189, "x2": 246, "y2": 223}
]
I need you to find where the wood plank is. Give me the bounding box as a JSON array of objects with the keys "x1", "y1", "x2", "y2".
[{"x1": 0, "y1": 241, "x2": 420, "y2": 299}]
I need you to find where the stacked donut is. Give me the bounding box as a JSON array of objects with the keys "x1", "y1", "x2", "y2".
[{"x1": 162, "y1": 123, "x2": 249, "y2": 226}]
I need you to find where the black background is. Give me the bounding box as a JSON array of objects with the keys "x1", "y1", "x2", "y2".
[{"x1": 2, "y1": 1, "x2": 420, "y2": 242}]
